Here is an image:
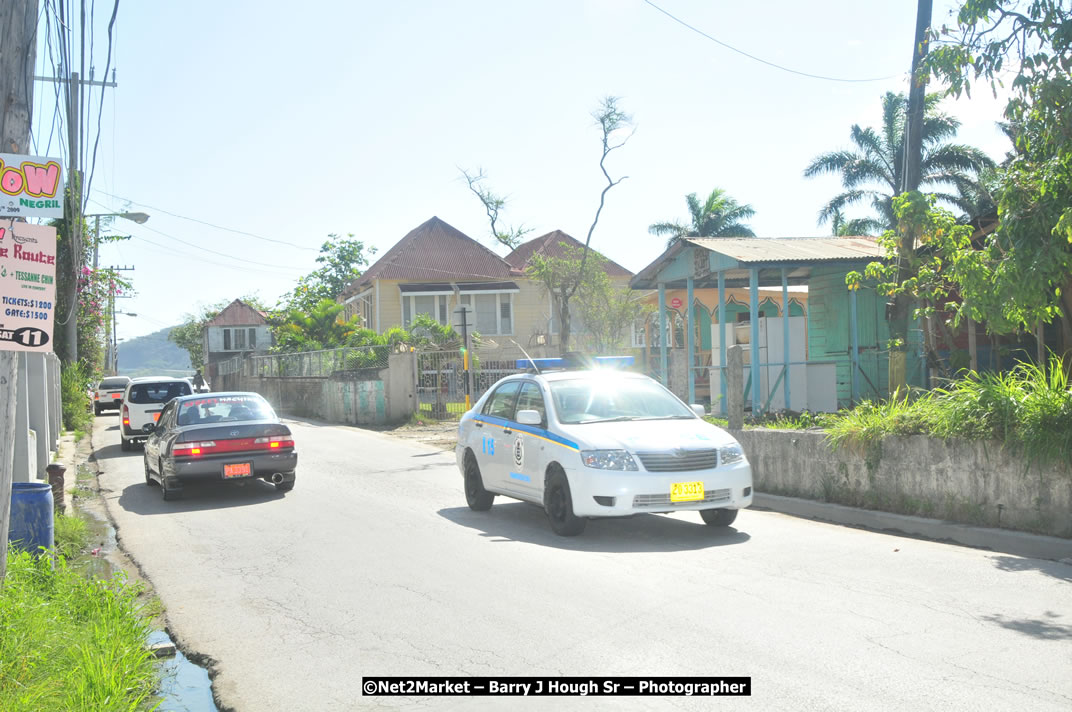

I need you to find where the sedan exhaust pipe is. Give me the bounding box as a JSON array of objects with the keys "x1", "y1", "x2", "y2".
[{"x1": 270, "y1": 473, "x2": 284, "y2": 484}]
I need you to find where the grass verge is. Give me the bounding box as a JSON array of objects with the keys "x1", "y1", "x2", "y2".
[{"x1": 0, "y1": 548, "x2": 160, "y2": 711}]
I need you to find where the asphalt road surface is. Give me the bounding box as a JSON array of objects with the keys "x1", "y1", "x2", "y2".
[{"x1": 91, "y1": 416, "x2": 1072, "y2": 711}]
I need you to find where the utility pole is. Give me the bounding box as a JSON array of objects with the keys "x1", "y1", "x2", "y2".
[
  {"x1": 104, "y1": 265, "x2": 135, "y2": 375},
  {"x1": 33, "y1": 70, "x2": 116, "y2": 364},
  {"x1": 888, "y1": 0, "x2": 933, "y2": 394},
  {"x1": 0, "y1": 0, "x2": 39, "y2": 583}
]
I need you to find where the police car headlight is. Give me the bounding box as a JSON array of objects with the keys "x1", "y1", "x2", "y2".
[
  {"x1": 580, "y1": 450, "x2": 638, "y2": 471},
  {"x1": 719, "y1": 443, "x2": 745, "y2": 466}
]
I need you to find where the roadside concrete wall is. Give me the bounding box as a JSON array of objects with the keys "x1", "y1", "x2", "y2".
[
  {"x1": 233, "y1": 352, "x2": 417, "y2": 426},
  {"x1": 733, "y1": 429, "x2": 1072, "y2": 538}
]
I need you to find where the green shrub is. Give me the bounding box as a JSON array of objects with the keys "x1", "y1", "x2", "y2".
[{"x1": 61, "y1": 362, "x2": 95, "y2": 433}]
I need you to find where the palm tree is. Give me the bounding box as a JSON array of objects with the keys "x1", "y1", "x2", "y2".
[
  {"x1": 829, "y1": 208, "x2": 877, "y2": 236},
  {"x1": 804, "y1": 91, "x2": 995, "y2": 232},
  {"x1": 648, "y1": 188, "x2": 756, "y2": 247}
]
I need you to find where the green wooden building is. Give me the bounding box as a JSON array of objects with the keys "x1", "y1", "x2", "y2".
[{"x1": 631, "y1": 237, "x2": 926, "y2": 414}]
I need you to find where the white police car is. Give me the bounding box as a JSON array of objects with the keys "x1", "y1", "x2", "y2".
[{"x1": 456, "y1": 357, "x2": 753, "y2": 536}]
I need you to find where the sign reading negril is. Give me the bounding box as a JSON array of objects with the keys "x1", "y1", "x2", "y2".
[
  {"x1": 0, "y1": 219, "x2": 57, "y2": 352},
  {"x1": 0, "y1": 153, "x2": 65, "y2": 219}
]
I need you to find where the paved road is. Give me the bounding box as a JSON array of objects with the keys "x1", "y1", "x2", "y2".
[{"x1": 91, "y1": 416, "x2": 1072, "y2": 711}]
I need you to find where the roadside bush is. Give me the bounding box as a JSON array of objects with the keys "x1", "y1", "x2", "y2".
[
  {"x1": 61, "y1": 362, "x2": 95, "y2": 433},
  {"x1": 825, "y1": 355, "x2": 1072, "y2": 473}
]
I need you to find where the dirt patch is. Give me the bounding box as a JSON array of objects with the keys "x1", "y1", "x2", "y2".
[{"x1": 380, "y1": 421, "x2": 458, "y2": 453}]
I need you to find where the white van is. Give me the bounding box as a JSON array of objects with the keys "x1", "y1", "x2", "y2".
[{"x1": 121, "y1": 377, "x2": 193, "y2": 451}]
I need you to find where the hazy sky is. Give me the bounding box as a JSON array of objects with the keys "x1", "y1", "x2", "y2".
[{"x1": 31, "y1": 0, "x2": 1012, "y2": 343}]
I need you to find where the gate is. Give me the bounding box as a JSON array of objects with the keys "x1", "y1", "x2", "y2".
[{"x1": 416, "y1": 348, "x2": 526, "y2": 420}]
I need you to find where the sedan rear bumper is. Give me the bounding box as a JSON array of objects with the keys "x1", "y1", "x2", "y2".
[{"x1": 169, "y1": 451, "x2": 298, "y2": 486}]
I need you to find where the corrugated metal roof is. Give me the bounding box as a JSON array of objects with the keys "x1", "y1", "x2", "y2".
[
  {"x1": 348, "y1": 217, "x2": 515, "y2": 294},
  {"x1": 506, "y1": 230, "x2": 634, "y2": 277},
  {"x1": 204, "y1": 299, "x2": 268, "y2": 327},
  {"x1": 686, "y1": 236, "x2": 883, "y2": 263}
]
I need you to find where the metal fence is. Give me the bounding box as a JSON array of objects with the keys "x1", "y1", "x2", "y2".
[
  {"x1": 246, "y1": 346, "x2": 393, "y2": 378},
  {"x1": 217, "y1": 356, "x2": 243, "y2": 376},
  {"x1": 416, "y1": 347, "x2": 526, "y2": 420}
]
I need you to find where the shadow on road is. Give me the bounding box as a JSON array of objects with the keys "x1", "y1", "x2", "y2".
[
  {"x1": 981, "y1": 611, "x2": 1072, "y2": 640},
  {"x1": 116, "y1": 480, "x2": 287, "y2": 515},
  {"x1": 990, "y1": 555, "x2": 1072, "y2": 583},
  {"x1": 438, "y1": 503, "x2": 750, "y2": 553}
]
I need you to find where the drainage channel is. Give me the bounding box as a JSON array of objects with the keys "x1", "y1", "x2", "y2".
[{"x1": 71, "y1": 465, "x2": 219, "y2": 712}]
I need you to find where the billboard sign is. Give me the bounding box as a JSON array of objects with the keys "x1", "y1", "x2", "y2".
[
  {"x1": 0, "y1": 219, "x2": 57, "y2": 352},
  {"x1": 0, "y1": 153, "x2": 65, "y2": 219}
]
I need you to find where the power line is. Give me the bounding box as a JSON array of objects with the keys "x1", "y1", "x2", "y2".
[
  {"x1": 85, "y1": 197, "x2": 308, "y2": 271},
  {"x1": 641, "y1": 0, "x2": 902, "y2": 83},
  {"x1": 92, "y1": 188, "x2": 318, "y2": 251}
]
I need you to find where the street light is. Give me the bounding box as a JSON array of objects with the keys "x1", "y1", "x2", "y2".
[{"x1": 87, "y1": 212, "x2": 151, "y2": 270}]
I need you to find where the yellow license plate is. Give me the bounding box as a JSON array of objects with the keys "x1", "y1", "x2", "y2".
[
  {"x1": 670, "y1": 481, "x2": 705, "y2": 502},
  {"x1": 223, "y1": 462, "x2": 251, "y2": 479}
]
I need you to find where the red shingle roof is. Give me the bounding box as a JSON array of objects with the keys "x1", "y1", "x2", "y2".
[
  {"x1": 506, "y1": 230, "x2": 633, "y2": 277},
  {"x1": 346, "y1": 217, "x2": 515, "y2": 295}
]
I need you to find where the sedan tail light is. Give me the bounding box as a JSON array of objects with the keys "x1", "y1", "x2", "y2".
[
  {"x1": 172, "y1": 441, "x2": 215, "y2": 458},
  {"x1": 172, "y1": 435, "x2": 294, "y2": 458},
  {"x1": 253, "y1": 436, "x2": 295, "y2": 450}
]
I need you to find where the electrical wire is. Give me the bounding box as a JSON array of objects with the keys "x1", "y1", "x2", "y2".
[
  {"x1": 93, "y1": 189, "x2": 318, "y2": 251},
  {"x1": 641, "y1": 0, "x2": 902, "y2": 83}
]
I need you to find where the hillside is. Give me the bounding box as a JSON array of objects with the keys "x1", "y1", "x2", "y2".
[{"x1": 118, "y1": 326, "x2": 193, "y2": 377}]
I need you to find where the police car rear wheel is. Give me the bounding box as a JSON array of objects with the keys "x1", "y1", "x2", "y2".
[
  {"x1": 700, "y1": 508, "x2": 738, "y2": 527},
  {"x1": 545, "y1": 469, "x2": 586, "y2": 536},
  {"x1": 464, "y1": 454, "x2": 495, "y2": 511}
]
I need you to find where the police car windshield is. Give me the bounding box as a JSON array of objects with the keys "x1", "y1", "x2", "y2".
[{"x1": 549, "y1": 377, "x2": 695, "y2": 424}]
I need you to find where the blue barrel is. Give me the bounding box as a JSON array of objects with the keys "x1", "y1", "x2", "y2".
[{"x1": 8, "y1": 482, "x2": 55, "y2": 554}]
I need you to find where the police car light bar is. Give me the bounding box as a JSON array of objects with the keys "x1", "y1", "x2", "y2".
[{"x1": 515, "y1": 356, "x2": 635, "y2": 370}]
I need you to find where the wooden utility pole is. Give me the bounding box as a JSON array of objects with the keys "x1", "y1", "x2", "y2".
[
  {"x1": 889, "y1": 0, "x2": 933, "y2": 393},
  {"x1": 0, "y1": 0, "x2": 39, "y2": 583}
]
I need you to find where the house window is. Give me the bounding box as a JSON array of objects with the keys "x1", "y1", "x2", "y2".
[
  {"x1": 248, "y1": 328, "x2": 257, "y2": 349},
  {"x1": 234, "y1": 328, "x2": 246, "y2": 350},
  {"x1": 460, "y1": 293, "x2": 513, "y2": 335},
  {"x1": 223, "y1": 328, "x2": 231, "y2": 351},
  {"x1": 402, "y1": 294, "x2": 449, "y2": 328}
]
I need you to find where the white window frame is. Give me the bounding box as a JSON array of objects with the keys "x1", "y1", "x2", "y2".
[
  {"x1": 459, "y1": 290, "x2": 516, "y2": 335},
  {"x1": 344, "y1": 287, "x2": 375, "y2": 329},
  {"x1": 400, "y1": 291, "x2": 452, "y2": 328}
]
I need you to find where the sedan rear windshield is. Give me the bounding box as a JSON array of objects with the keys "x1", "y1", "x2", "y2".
[
  {"x1": 99, "y1": 377, "x2": 130, "y2": 389},
  {"x1": 177, "y1": 395, "x2": 274, "y2": 426},
  {"x1": 127, "y1": 381, "x2": 192, "y2": 404},
  {"x1": 549, "y1": 376, "x2": 695, "y2": 424}
]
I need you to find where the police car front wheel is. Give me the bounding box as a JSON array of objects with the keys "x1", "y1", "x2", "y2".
[
  {"x1": 464, "y1": 453, "x2": 495, "y2": 511},
  {"x1": 700, "y1": 508, "x2": 738, "y2": 527},
  {"x1": 544, "y1": 469, "x2": 586, "y2": 536}
]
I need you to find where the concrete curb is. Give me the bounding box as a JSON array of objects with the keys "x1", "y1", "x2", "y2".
[{"x1": 754, "y1": 493, "x2": 1072, "y2": 563}]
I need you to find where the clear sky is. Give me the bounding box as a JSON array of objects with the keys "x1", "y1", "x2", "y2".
[{"x1": 30, "y1": 0, "x2": 1012, "y2": 344}]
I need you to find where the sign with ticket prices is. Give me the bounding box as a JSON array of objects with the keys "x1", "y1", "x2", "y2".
[{"x1": 0, "y1": 219, "x2": 57, "y2": 352}]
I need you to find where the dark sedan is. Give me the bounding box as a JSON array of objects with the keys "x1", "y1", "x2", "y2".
[{"x1": 143, "y1": 392, "x2": 297, "y2": 501}]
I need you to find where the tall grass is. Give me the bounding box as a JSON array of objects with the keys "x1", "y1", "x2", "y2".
[
  {"x1": 0, "y1": 549, "x2": 160, "y2": 711},
  {"x1": 826, "y1": 356, "x2": 1072, "y2": 473}
]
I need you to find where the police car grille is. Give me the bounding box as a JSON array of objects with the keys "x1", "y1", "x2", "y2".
[
  {"x1": 632, "y1": 488, "x2": 732, "y2": 507},
  {"x1": 635, "y1": 449, "x2": 718, "y2": 472}
]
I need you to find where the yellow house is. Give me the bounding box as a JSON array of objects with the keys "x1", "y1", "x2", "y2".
[{"x1": 340, "y1": 217, "x2": 633, "y2": 353}]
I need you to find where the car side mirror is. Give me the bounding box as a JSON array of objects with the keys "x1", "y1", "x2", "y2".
[
  {"x1": 690, "y1": 404, "x2": 706, "y2": 417},
  {"x1": 516, "y1": 409, "x2": 542, "y2": 426},
  {"x1": 142, "y1": 423, "x2": 156, "y2": 434}
]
